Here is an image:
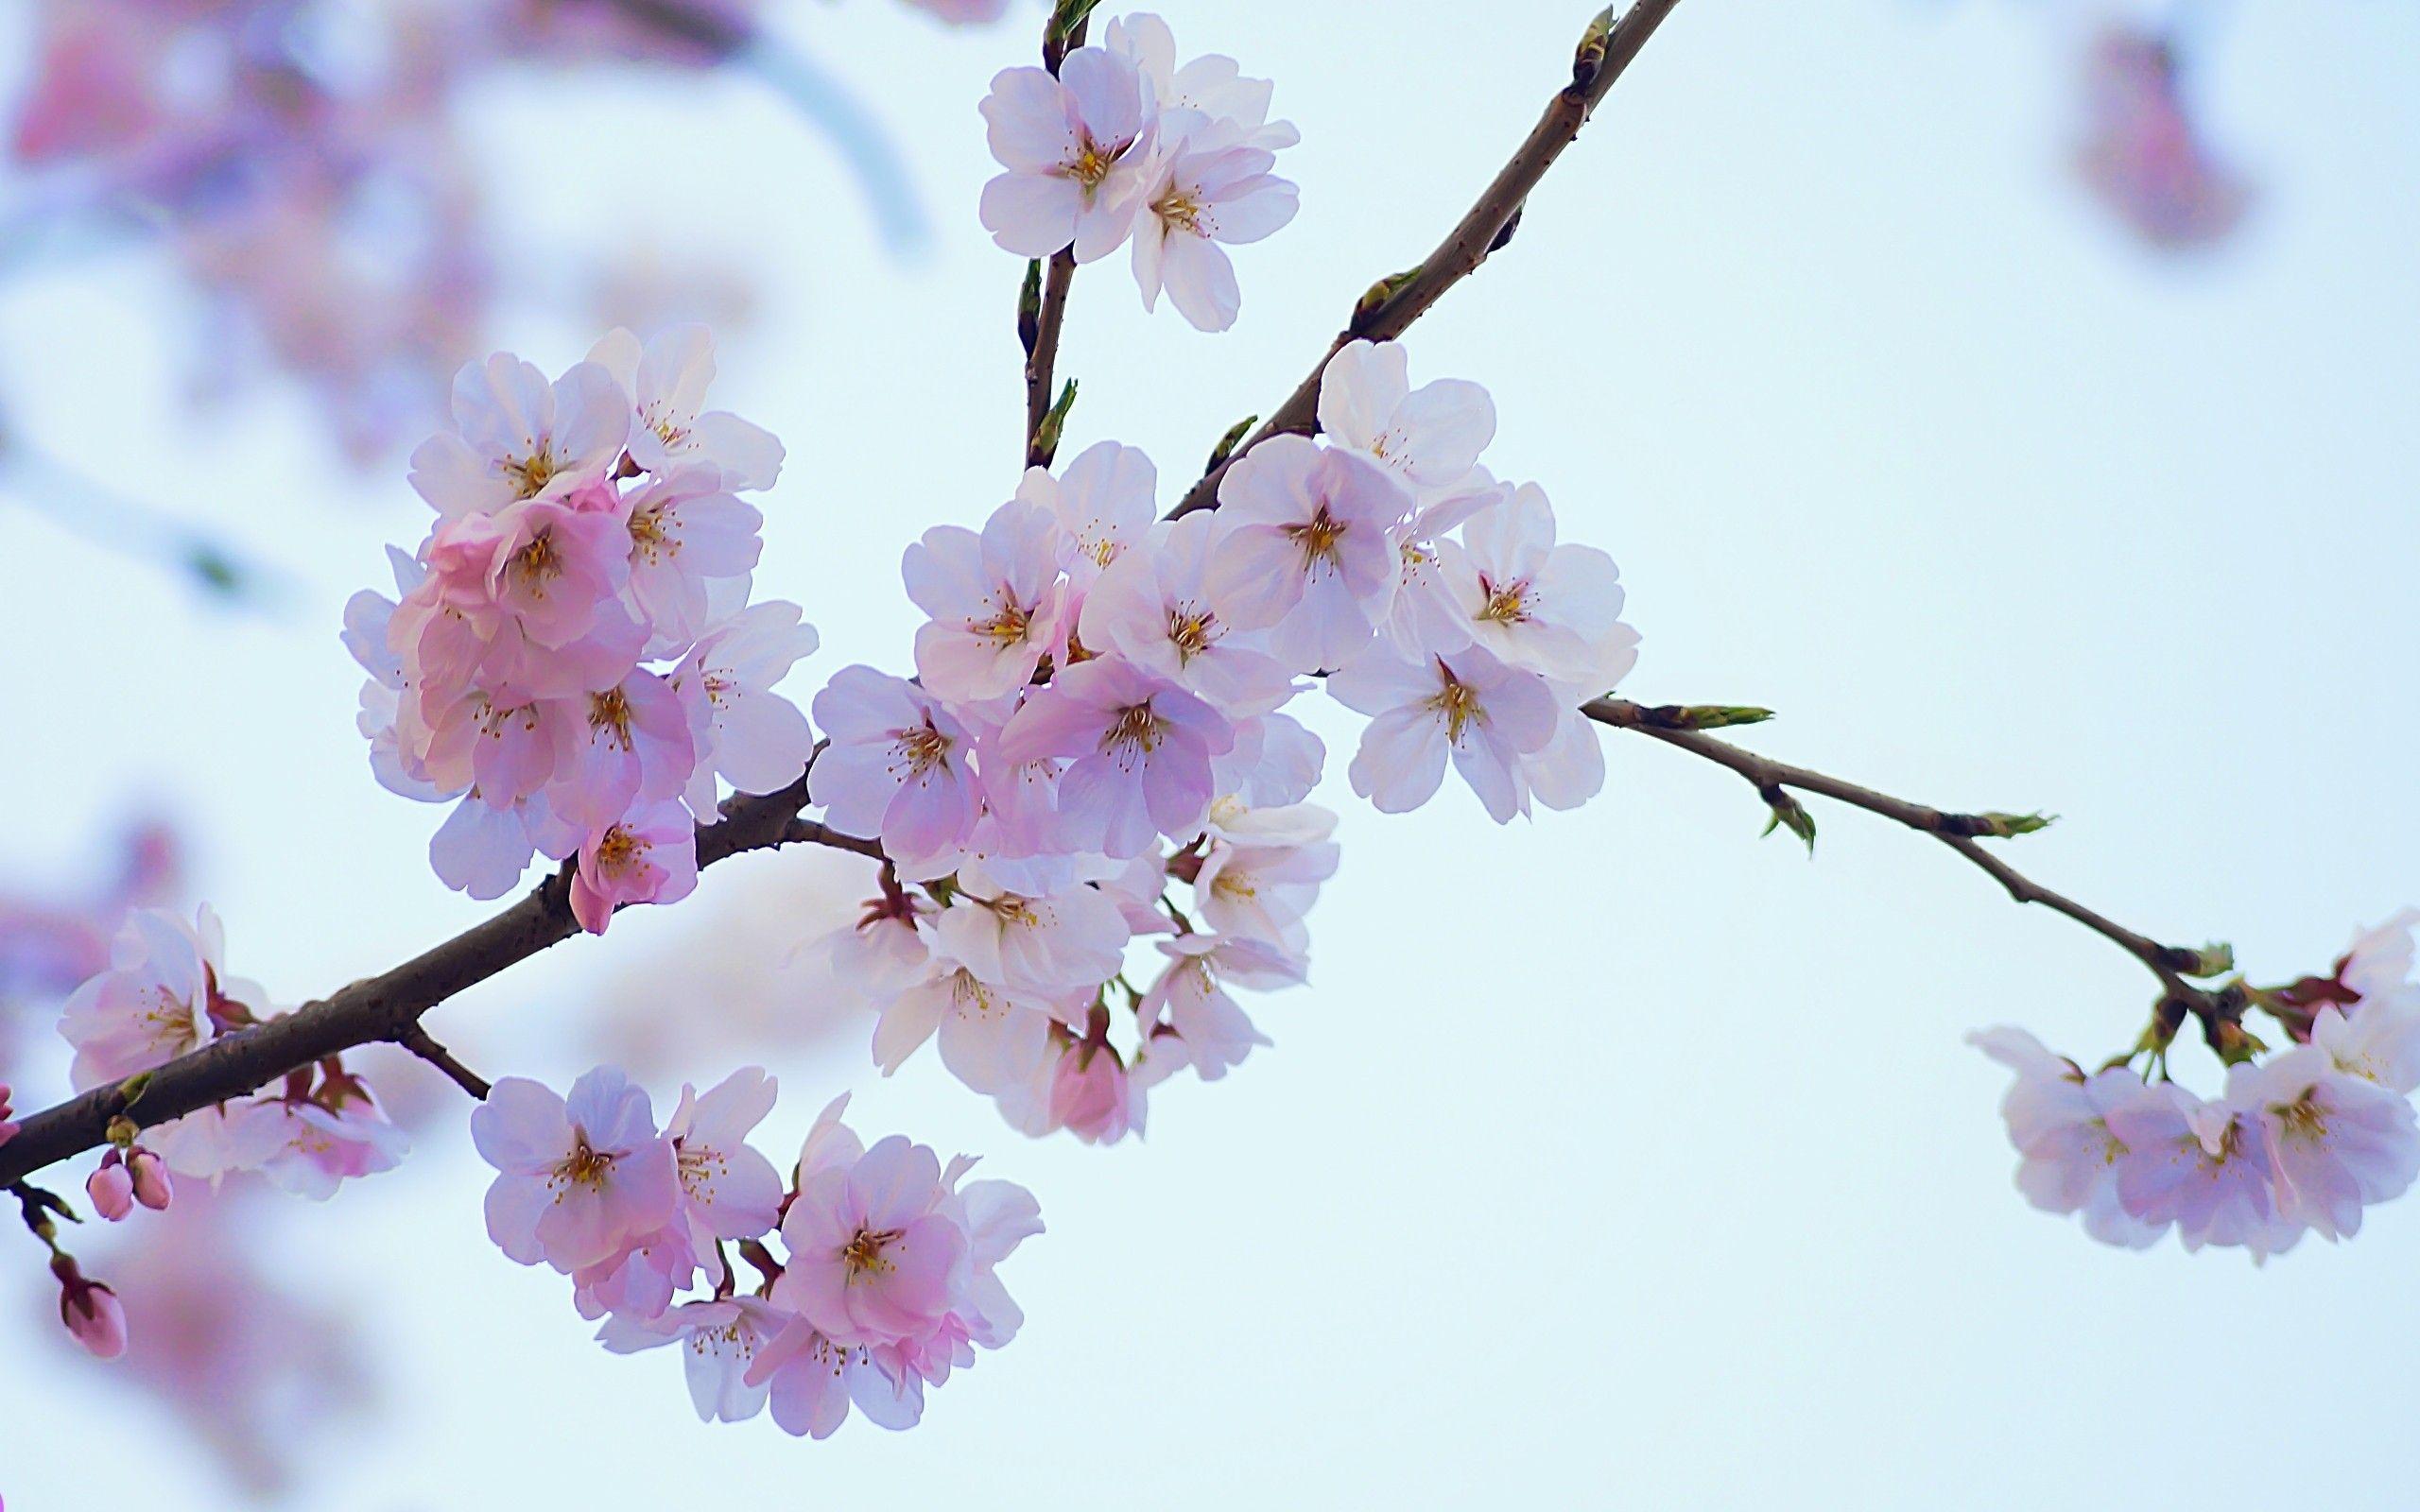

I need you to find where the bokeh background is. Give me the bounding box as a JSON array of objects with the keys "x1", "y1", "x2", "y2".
[{"x1": 4, "y1": 0, "x2": 2417, "y2": 1505}]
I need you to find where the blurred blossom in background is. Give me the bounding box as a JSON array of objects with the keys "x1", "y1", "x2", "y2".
[{"x1": 1, "y1": 0, "x2": 2414, "y2": 1505}]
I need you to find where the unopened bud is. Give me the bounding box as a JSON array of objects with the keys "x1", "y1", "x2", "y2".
[
  {"x1": 1572, "y1": 7, "x2": 1617, "y2": 93},
  {"x1": 129, "y1": 1150, "x2": 173, "y2": 1211},
  {"x1": 1759, "y1": 784, "x2": 1817, "y2": 852},
  {"x1": 1203, "y1": 414, "x2": 1258, "y2": 476},
  {"x1": 1351, "y1": 266, "x2": 1423, "y2": 333},
  {"x1": 1029, "y1": 378, "x2": 1079, "y2": 468},
  {"x1": 59, "y1": 1275, "x2": 128, "y2": 1361},
  {"x1": 86, "y1": 1155, "x2": 134, "y2": 1223},
  {"x1": 2165, "y1": 941, "x2": 2237, "y2": 979},
  {"x1": 1640, "y1": 704, "x2": 1774, "y2": 730},
  {"x1": 2207, "y1": 1016, "x2": 2268, "y2": 1067},
  {"x1": 1016, "y1": 260, "x2": 1043, "y2": 355}
]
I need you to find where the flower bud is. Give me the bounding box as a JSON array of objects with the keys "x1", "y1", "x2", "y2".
[
  {"x1": 61, "y1": 1280, "x2": 128, "y2": 1361},
  {"x1": 86, "y1": 1154, "x2": 134, "y2": 1223},
  {"x1": 129, "y1": 1150, "x2": 173, "y2": 1211}
]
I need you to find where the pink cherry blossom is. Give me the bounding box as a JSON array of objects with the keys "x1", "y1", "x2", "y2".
[
  {"x1": 1329, "y1": 643, "x2": 1560, "y2": 823},
  {"x1": 408, "y1": 353, "x2": 631, "y2": 521},
  {"x1": 996, "y1": 656, "x2": 1236, "y2": 857},
  {"x1": 672, "y1": 602, "x2": 820, "y2": 814},
  {"x1": 619, "y1": 465, "x2": 765, "y2": 654},
  {"x1": 570, "y1": 800, "x2": 700, "y2": 936},
  {"x1": 1137, "y1": 933, "x2": 1297, "y2": 1080},
  {"x1": 1103, "y1": 13, "x2": 1298, "y2": 151},
  {"x1": 667, "y1": 1067, "x2": 786, "y2": 1250},
  {"x1": 978, "y1": 48, "x2": 1154, "y2": 261},
  {"x1": 1968, "y1": 1026, "x2": 2166, "y2": 1248},
  {"x1": 588, "y1": 325, "x2": 786, "y2": 490},
  {"x1": 1026, "y1": 439, "x2": 1158, "y2": 585},
  {"x1": 872, "y1": 939, "x2": 1056, "y2": 1095},
  {"x1": 1128, "y1": 135, "x2": 1297, "y2": 332},
  {"x1": 60, "y1": 904, "x2": 264, "y2": 1093},
  {"x1": 127, "y1": 1147, "x2": 173, "y2": 1209},
  {"x1": 599, "y1": 1296, "x2": 788, "y2": 1423},
  {"x1": 2105, "y1": 1086, "x2": 2299, "y2": 1259},
  {"x1": 809, "y1": 667, "x2": 982, "y2": 868},
  {"x1": 478, "y1": 491, "x2": 635, "y2": 651},
  {"x1": 904, "y1": 497, "x2": 1069, "y2": 703},
  {"x1": 776, "y1": 1134, "x2": 968, "y2": 1347},
  {"x1": 1205, "y1": 435, "x2": 1407, "y2": 674},
  {"x1": 2229, "y1": 1047, "x2": 2420, "y2": 1242},
  {"x1": 1438, "y1": 483, "x2": 1639, "y2": 690},
  {"x1": 1316, "y1": 339, "x2": 1496, "y2": 496},
  {"x1": 933, "y1": 876, "x2": 1132, "y2": 1000},
  {"x1": 1080, "y1": 511, "x2": 1293, "y2": 714},
  {"x1": 1213, "y1": 712, "x2": 1326, "y2": 808},
  {"x1": 1046, "y1": 1031, "x2": 1145, "y2": 1144},
  {"x1": 1191, "y1": 836, "x2": 1337, "y2": 956},
  {"x1": 248, "y1": 1093, "x2": 412, "y2": 1202},
  {"x1": 472, "y1": 1068, "x2": 682, "y2": 1274}
]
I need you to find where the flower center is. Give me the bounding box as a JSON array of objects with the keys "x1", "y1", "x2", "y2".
[
  {"x1": 2273, "y1": 1095, "x2": 2329, "y2": 1144},
  {"x1": 511, "y1": 529, "x2": 562, "y2": 593},
  {"x1": 1153, "y1": 186, "x2": 1204, "y2": 232},
  {"x1": 1069, "y1": 139, "x2": 1119, "y2": 188},
  {"x1": 630, "y1": 507, "x2": 673, "y2": 561},
  {"x1": 554, "y1": 1130, "x2": 617, "y2": 1191},
  {"x1": 503, "y1": 446, "x2": 559, "y2": 499},
  {"x1": 844, "y1": 1227, "x2": 903, "y2": 1277},
  {"x1": 1167, "y1": 608, "x2": 1217, "y2": 659},
  {"x1": 1287, "y1": 507, "x2": 1347, "y2": 568},
  {"x1": 1478, "y1": 576, "x2": 1531, "y2": 624},
  {"x1": 975, "y1": 600, "x2": 1033, "y2": 647},
  {"x1": 594, "y1": 825, "x2": 641, "y2": 877},
  {"x1": 896, "y1": 721, "x2": 954, "y2": 775},
  {"x1": 589, "y1": 688, "x2": 635, "y2": 750},
  {"x1": 1106, "y1": 702, "x2": 1165, "y2": 756},
  {"x1": 1425, "y1": 673, "x2": 1484, "y2": 742}
]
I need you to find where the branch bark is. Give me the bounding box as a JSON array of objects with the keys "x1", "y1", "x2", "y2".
[
  {"x1": 1169, "y1": 0, "x2": 1685, "y2": 518},
  {"x1": 0, "y1": 770, "x2": 857, "y2": 1187}
]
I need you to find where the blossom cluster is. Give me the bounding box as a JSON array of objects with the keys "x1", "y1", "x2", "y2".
[
  {"x1": 59, "y1": 905, "x2": 408, "y2": 1206},
  {"x1": 801, "y1": 335, "x2": 1639, "y2": 1139},
  {"x1": 1974, "y1": 912, "x2": 2420, "y2": 1259},
  {"x1": 352, "y1": 327, "x2": 819, "y2": 934},
  {"x1": 473, "y1": 1068, "x2": 1038, "y2": 1436},
  {"x1": 980, "y1": 13, "x2": 1301, "y2": 331}
]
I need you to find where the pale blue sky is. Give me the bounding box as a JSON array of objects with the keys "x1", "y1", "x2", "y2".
[{"x1": 3, "y1": 1, "x2": 2417, "y2": 1506}]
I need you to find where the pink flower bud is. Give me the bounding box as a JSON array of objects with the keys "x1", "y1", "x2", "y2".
[
  {"x1": 86, "y1": 1156, "x2": 134, "y2": 1222},
  {"x1": 58, "y1": 1274, "x2": 128, "y2": 1361},
  {"x1": 128, "y1": 1149, "x2": 173, "y2": 1211}
]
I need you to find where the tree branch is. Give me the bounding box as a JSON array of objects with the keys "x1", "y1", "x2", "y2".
[
  {"x1": 1582, "y1": 697, "x2": 2218, "y2": 1005},
  {"x1": 0, "y1": 768, "x2": 874, "y2": 1187},
  {"x1": 1169, "y1": 0, "x2": 1685, "y2": 518},
  {"x1": 1020, "y1": 8, "x2": 1090, "y2": 468}
]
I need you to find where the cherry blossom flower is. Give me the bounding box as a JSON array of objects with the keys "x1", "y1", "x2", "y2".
[
  {"x1": 1102, "y1": 13, "x2": 1298, "y2": 147},
  {"x1": 809, "y1": 667, "x2": 982, "y2": 868},
  {"x1": 1026, "y1": 439, "x2": 1158, "y2": 586},
  {"x1": 1137, "y1": 933, "x2": 1297, "y2": 1080},
  {"x1": 904, "y1": 497, "x2": 1069, "y2": 703},
  {"x1": 1080, "y1": 511, "x2": 1293, "y2": 714},
  {"x1": 996, "y1": 657, "x2": 1236, "y2": 857},
  {"x1": 472, "y1": 1068, "x2": 682, "y2": 1274},
  {"x1": 1206, "y1": 435, "x2": 1408, "y2": 673},
  {"x1": 476, "y1": 491, "x2": 635, "y2": 651},
  {"x1": 978, "y1": 47, "x2": 1154, "y2": 261},
  {"x1": 2229, "y1": 1048, "x2": 2420, "y2": 1242},
  {"x1": 1316, "y1": 339, "x2": 1496, "y2": 498},
  {"x1": 2105, "y1": 1087, "x2": 2300, "y2": 1259},
  {"x1": 2074, "y1": 26, "x2": 2251, "y2": 251},
  {"x1": 589, "y1": 325, "x2": 786, "y2": 490},
  {"x1": 598, "y1": 1296, "x2": 787, "y2": 1423},
  {"x1": 1192, "y1": 836, "x2": 1337, "y2": 957},
  {"x1": 408, "y1": 353, "x2": 630, "y2": 522},
  {"x1": 1438, "y1": 483, "x2": 1639, "y2": 690},
  {"x1": 1329, "y1": 643, "x2": 1560, "y2": 822},
  {"x1": 1128, "y1": 134, "x2": 1297, "y2": 331},
  {"x1": 570, "y1": 800, "x2": 700, "y2": 936},
  {"x1": 666, "y1": 1067, "x2": 786, "y2": 1251},
  {"x1": 672, "y1": 602, "x2": 820, "y2": 814},
  {"x1": 60, "y1": 905, "x2": 264, "y2": 1093},
  {"x1": 776, "y1": 1134, "x2": 968, "y2": 1347},
  {"x1": 245, "y1": 1094, "x2": 413, "y2": 1202},
  {"x1": 872, "y1": 940, "x2": 1057, "y2": 1094},
  {"x1": 934, "y1": 873, "x2": 1132, "y2": 1000},
  {"x1": 1046, "y1": 1031, "x2": 1145, "y2": 1144},
  {"x1": 89, "y1": 1151, "x2": 137, "y2": 1221},
  {"x1": 1968, "y1": 1027, "x2": 2165, "y2": 1248},
  {"x1": 619, "y1": 465, "x2": 766, "y2": 655}
]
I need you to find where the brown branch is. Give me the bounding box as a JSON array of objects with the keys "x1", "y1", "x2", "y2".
[
  {"x1": 0, "y1": 767, "x2": 885, "y2": 1188},
  {"x1": 396, "y1": 1026, "x2": 493, "y2": 1101},
  {"x1": 1582, "y1": 697, "x2": 2215, "y2": 1005},
  {"x1": 1169, "y1": 0, "x2": 1685, "y2": 518}
]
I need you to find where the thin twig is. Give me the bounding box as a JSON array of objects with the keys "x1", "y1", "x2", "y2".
[
  {"x1": 1021, "y1": 8, "x2": 1089, "y2": 467},
  {"x1": 1170, "y1": 0, "x2": 1685, "y2": 518},
  {"x1": 1582, "y1": 697, "x2": 2211, "y2": 1004},
  {"x1": 395, "y1": 1026, "x2": 493, "y2": 1101}
]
